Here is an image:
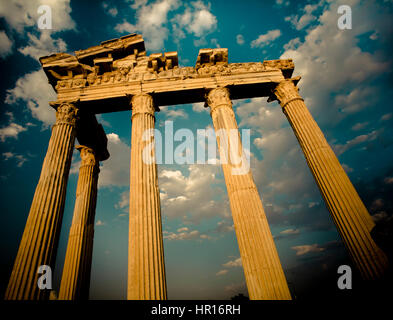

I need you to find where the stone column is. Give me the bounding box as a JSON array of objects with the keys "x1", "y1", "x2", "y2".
[
  {"x1": 5, "y1": 102, "x2": 79, "y2": 300},
  {"x1": 271, "y1": 79, "x2": 389, "y2": 279},
  {"x1": 206, "y1": 87, "x2": 291, "y2": 300},
  {"x1": 58, "y1": 146, "x2": 100, "y2": 300},
  {"x1": 128, "y1": 93, "x2": 167, "y2": 300}
]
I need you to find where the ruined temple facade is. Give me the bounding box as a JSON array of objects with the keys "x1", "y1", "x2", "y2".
[{"x1": 4, "y1": 34, "x2": 388, "y2": 300}]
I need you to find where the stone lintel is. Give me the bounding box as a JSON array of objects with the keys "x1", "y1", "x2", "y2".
[
  {"x1": 54, "y1": 68, "x2": 287, "y2": 114},
  {"x1": 41, "y1": 34, "x2": 295, "y2": 114}
]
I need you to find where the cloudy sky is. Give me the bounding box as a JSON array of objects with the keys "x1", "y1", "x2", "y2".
[{"x1": 0, "y1": 0, "x2": 392, "y2": 300}]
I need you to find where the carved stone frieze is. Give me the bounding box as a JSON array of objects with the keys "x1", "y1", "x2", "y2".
[
  {"x1": 77, "y1": 145, "x2": 98, "y2": 168},
  {"x1": 131, "y1": 93, "x2": 156, "y2": 117},
  {"x1": 53, "y1": 102, "x2": 80, "y2": 126},
  {"x1": 39, "y1": 34, "x2": 294, "y2": 94}
]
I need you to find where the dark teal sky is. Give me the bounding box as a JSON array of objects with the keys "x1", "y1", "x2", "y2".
[{"x1": 0, "y1": 0, "x2": 392, "y2": 299}]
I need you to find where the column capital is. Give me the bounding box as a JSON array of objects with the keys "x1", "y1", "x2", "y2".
[
  {"x1": 50, "y1": 100, "x2": 80, "y2": 127},
  {"x1": 268, "y1": 77, "x2": 303, "y2": 110},
  {"x1": 205, "y1": 87, "x2": 232, "y2": 113},
  {"x1": 76, "y1": 145, "x2": 98, "y2": 168},
  {"x1": 129, "y1": 93, "x2": 158, "y2": 117}
]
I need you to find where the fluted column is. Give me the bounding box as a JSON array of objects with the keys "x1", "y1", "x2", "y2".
[
  {"x1": 271, "y1": 79, "x2": 389, "y2": 279},
  {"x1": 58, "y1": 146, "x2": 100, "y2": 300},
  {"x1": 5, "y1": 102, "x2": 79, "y2": 300},
  {"x1": 128, "y1": 93, "x2": 167, "y2": 300},
  {"x1": 206, "y1": 87, "x2": 291, "y2": 300}
]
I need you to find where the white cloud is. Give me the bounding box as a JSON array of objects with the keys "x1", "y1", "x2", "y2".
[
  {"x1": 164, "y1": 228, "x2": 210, "y2": 240},
  {"x1": 160, "y1": 106, "x2": 188, "y2": 119},
  {"x1": 0, "y1": 31, "x2": 13, "y2": 58},
  {"x1": 19, "y1": 31, "x2": 67, "y2": 60},
  {"x1": 115, "y1": 191, "x2": 129, "y2": 212},
  {"x1": 5, "y1": 69, "x2": 56, "y2": 126},
  {"x1": 2, "y1": 152, "x2": 28, "y2": 167},
  {"x1": 285, "y1": 3, "x2": 321, "y2": 30},
  {"x1": 222, "y1": 257, "x2": 242, "y2": 268},
  {"x1": 292, "y1": 244, "x2": 325, "y2": 256},
  {"x1": 192, "y1": 102, "x2": 206, "y2": 113},
  {"x1": 250, "y1": 29, "x2": 281, "y2": 48},
  {"x1": 213, "y1": 220, "x2": 234, "y2": 233},
  {"x1": 333, "y1": 130, "x2": 378, "y2": 155},
  {"x1": 95, "y1": 220, "x2": 106, "y2": 226},
  {"x1": 185, "y1": 1, "x2": 217, "y2": 37},
  {"x1": 116, "y1": 0, "x2": 179, "y2": 51},
  {"x1": 98, "y1": 133, "x2": 130, "y2": 188},
  {"x1": 159, "y1": 164, "x2": 230, "y2": 223},
  {"x1": 0, "y1": 123, "x2": 27, "y2": 142},
  {"x1": 283, "y1": 37, "x2": 301, "y2": 51},
  {"x1": 171, "y1": 1, "x2": 217, "y2": 44},
  {"x1": 280, "y1": 228, "x2": 300, "y2": 235},
  {"x1": 116, "y1": 1, "x2": 217, "y2": 50},
  {"x1": 334, "y1": 87, "x2": 377, "y2": 114},
  {"x1": 216, "y1": 269, "x2": 228, "y2": 276},
  {"x1": 0, "y1": 0, "x2": 75, "y2": 34},
  {"x1": 351, "y1": 122, "x2": 368, "y2": 131},
  {"x1": 236, "y1": 34, "x2": 244, "y2": 45}
]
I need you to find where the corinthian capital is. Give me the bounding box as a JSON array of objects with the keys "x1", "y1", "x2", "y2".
[
  {"x1": 206, "y1": 87, "x2": 232, "y2": 113},
  {"x1": 51, "y1": 101, "x2": 80, "y2": 126},
  {"x1": 130, "y1": 93, "x2": 156, "y2": 117},
  {"x1": 76, "y1": 145, "x2": 98, "y2": 167},
  {"x1": 270, "y1": 77, "x2": 303, "y2": 109}
]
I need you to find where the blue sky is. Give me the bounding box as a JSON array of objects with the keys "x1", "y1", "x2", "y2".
[{"x1": 0, "y1": 0, "x2": 392, "y2": 300}]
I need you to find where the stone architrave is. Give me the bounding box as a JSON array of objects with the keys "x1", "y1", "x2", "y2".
[
  {"x1": 271, "y1": 79, "x2": 389, "y2": 279},
  {"x1": 58, "y1": 145, "x2": 100, "y2": 300},
  {"x1": 206, "y1": 87, "x2": 292, "y2": 300},
  {"x1": 5, "y1": 102, "x2": 79, "y2": 300},
  {"x1": 128, "y1": 93, "x2": 167, "y2": 300}
]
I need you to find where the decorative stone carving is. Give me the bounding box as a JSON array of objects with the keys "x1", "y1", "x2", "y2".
[
  {"x1": 54, "y1": 102, "x2": 79, "y2": 126},
  {"x1": 131, "y1": 93, "x2": 156, "y2": 116},
  {"x1": 49, "y1": 59, "x2": 295, "y2": 92},
  {"x1": 269, "y1": 77, "x2": 303, "y2": 108},
  {"x1": 205, "y1": 87, "x2": 232, "y2": 113},
  {"x1": 195, "y1": 48, "x2": 228, "y2": 69},
  {"x1": 78, "y1": 145, "x2": 98, "y2": 167},
  {"x1": 39, "y1": 34, "x2": 295, "y2": 95}
]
